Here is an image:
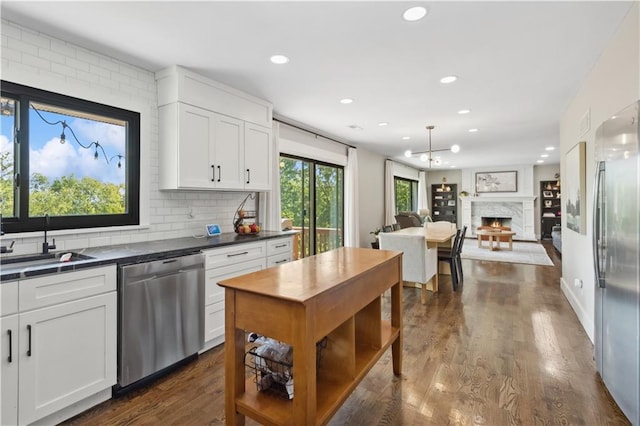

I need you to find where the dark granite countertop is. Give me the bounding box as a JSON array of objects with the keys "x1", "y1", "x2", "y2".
[{"x1": 0, "y1": 230, "x2": 297, "y2": 282}]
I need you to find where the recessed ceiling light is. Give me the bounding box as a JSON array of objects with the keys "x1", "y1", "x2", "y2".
[
  {"x1": 402, "y1": 6, "x2": 427, "y2": 22},
  {"x1": 378, "y1": 122, "x2": 389, "y2": 127},
  {"x1": 468, "y1": 128, "x2": 478, "y2": 133},
  {"x1": 404, "y1": 150, "x2": 412, "y2": 158},
  {"x1": 420, "y1": 153, "x2": 428, "y2": 162},
  {"x1": 545, "y1": 146, "x2": 555, "y2": 151},
  {"x1": 450, "y1": 165, "x2": 456, "y2": 168},
  {"x1": 440, "y1": 75, "x2": 458, "y2": 84},
  {"x1": 458, "y1": 109, "x2": 471, "y2": 115},
  {"x1": 270, "y1": 54, "x2": 289, "y2": 64},
  {"x1": 451, "y1": 144, "x2": 460, "y2": 153},
  {"x1": 340, "y1": 98, "x2": 353, "y2": 104},
  {"x1": 541, "y1": 154, "x2": 549, "y2": 158},
  {"x1": 402, "y1": 136, "x2": 411, "y2": 140},
  {"x1": 537, "y1": 160, "x2": 545, "y2": 163}
]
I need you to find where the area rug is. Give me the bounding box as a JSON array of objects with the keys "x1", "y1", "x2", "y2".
[{"x1": 460, "y1": 240, "x2": 554, "y2": 266}]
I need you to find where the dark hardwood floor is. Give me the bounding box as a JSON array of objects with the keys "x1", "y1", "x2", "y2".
[{"x1": 63, "y1": 241, "x2": 629, "y2": 425}]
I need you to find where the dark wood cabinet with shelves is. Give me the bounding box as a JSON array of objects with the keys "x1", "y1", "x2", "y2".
[
  {"x1": 540, "y1": 180, "x2": 561, "y2": 239},
  {"x1": 431, "y1": 183, "x2": 457, "y2": 223}
]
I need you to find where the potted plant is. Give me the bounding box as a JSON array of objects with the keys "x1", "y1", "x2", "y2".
[{"x1": 370, "y1": 228, "x2": 381, "y2": 249}]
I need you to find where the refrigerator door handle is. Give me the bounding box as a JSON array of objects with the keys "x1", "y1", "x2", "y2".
[{"x1": 593, "y1": 160, "x2": 606, "y2": 288}]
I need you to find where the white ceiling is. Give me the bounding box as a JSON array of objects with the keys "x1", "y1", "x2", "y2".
[{"x1": 1, "y1": 1, "x2": 634, "y2": 170}]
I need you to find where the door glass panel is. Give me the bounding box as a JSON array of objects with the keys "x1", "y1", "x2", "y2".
[
  {"x1": 280, "y1": 155, "x2": 343, "y2": 257},
  {"x1": 315, "y1": 164, "x2": 343, "y2": 253},
  {"x1": 280, "y1": 157, "x2": 311, "y2": 259}
]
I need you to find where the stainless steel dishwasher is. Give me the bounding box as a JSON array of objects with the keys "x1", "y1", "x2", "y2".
[{"x1": 116, "y1": 252, "x2": 204, "y2": 392}]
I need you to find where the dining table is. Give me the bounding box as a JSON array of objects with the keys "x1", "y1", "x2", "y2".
[{"x1": 378, "y1": 225, "x2": 457, "y2": 297}]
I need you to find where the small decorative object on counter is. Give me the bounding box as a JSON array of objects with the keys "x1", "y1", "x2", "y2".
[{"x1": 233, "y1": 192, "x2": 260, "y2": 235}]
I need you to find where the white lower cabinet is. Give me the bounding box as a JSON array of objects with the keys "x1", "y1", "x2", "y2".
[
  {"x1": 201, "y1": 236, "x2": 294, "y2": 351},
  {"x1": 0, "y1": 265, "x2": 116, "y2": 426},
  {"x1": 1, "y1": 314, "x2": 19, "y2": 426}
]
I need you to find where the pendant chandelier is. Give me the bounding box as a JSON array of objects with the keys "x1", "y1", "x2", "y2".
[{"x1": 404, "y1": 125, "x2": 460, "y2": 168}]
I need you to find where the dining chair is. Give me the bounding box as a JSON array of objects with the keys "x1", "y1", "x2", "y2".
[
  {"x1": 381, "y1": 225, "x2": 394, "y2": 233},
  {"x1": 378, "y1": 231, "x2": 438, "y2": 304},
  {"x1": 437, "y1": 228, "x2": 463, "y2": 291},
  {"x1": 455, "y1": 226, "x2": 467, "y2": 282}
]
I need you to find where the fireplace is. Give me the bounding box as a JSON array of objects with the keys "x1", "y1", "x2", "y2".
[
  {"x1": 461, "y1": 196, "x2": 537, "y2": 241},
  {"x1": 481, "y1": 217, "x2": 512, "y2": 228}
]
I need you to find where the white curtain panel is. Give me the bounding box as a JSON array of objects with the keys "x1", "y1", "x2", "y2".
[
  {"x1": 384, "y1": 160, "x2": 396, "y2": 226},
  {"x1": 344, "y1": 147, "x2": 360, "y2": 247},
  {"x1": 259, "y1": 121, "x2": 282, "y2": 231},
  {"x1": 418, "y1": 171, "x2": 428, "y2": 212}
]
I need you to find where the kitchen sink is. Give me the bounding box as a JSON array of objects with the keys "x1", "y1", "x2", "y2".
[{"x1": 1, "y1": 252, "x2": 95, "y2": 268}]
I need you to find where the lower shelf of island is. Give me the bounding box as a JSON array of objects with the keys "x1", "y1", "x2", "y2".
[{"x1": 235, "y1": 321, "x2": 400, "y2": 426}]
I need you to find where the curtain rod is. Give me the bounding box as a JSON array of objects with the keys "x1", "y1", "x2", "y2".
[{"x1": 273, "y1": 116, "x2": 356, "y2": 149}]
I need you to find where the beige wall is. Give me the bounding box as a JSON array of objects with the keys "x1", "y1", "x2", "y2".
[
  {"x1": 559, "y1": 3, "x2": 639, "y2": 341},
  {"x1": 357, "y1": 148, "x2": 386, "y2": 248}
]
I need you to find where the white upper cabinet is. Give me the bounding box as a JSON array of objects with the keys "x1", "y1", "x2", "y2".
[
  {"x1": 213, "y1": 114, "x2": 244, "y2": 190},
  {"x1": 156, "y1": 65, "x2": 273, "y2": 191},
  {"x1": 244, "y1": 122, "x2": 272, "y2": 191}
]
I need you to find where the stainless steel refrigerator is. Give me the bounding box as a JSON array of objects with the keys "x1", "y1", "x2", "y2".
[{"x1": 593, "y1": 100, "x2": 639, "y2": 425}]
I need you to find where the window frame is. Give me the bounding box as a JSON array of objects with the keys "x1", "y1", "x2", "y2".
[
  {"x1": 394, "y1": 176, "x2": 418, "y2": 214},
  {"x1": 0, "y1": 81, "x2": 140, "y2": 234}
]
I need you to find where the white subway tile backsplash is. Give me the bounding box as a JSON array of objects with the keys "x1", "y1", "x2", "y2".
[
  {"x1": 22, "y1": 53, "x2": 50, "y2": 70},
  {"x1": 109, "y1": 235, "x2": 132, "y2": 246},
  {"x1": 88, "y1": 63, "x2": 110, "y2": 78},
  {"x1": 50, "y1": 61, "x2": 77, "y2": 78},
  {"x1": 38, "y1": 48, "x2": 65, "y2": 64},
  {"x1": 50, "y1": 39, "x2": 76, "y2": 57},
  {"x1": 2, "y1": 23, "x2": 21, "y2": 39},
  {"x1": 76, "y1": 49, "x2": 101, "y2": 65},
  {"x1": 64, "y1": 239, "x2": 90, "y2": 250},
  {"x1": 8, "y1": 37, "x2": 37, "y2": 55},
  {"x1": 2, "y1": 46, "x2": 21, "y2": 62},
  {"x1": 65, "y1": 56, "x2": 91, "y2": 72},
  {"x1": 89, "y1": 237, "x2": 112, "y2": 248},
  {"x1": 20, "y1": 29, "x2": 50, "y2": 49}
]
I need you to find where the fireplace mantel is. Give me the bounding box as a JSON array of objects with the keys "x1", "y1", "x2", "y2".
[
  {"x1": 461, "y1": 195, "x2": 536, "y2": 203},
  {"x1": 460, "y1": 196, "x2": 537, "y2": 241}
]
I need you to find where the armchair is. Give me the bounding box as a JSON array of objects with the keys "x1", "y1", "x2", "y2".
[{"x1": 394, "y1": 211, "x2": 422, "y2": 228}]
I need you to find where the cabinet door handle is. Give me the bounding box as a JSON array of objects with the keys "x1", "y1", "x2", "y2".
[
  {"x1": 217, "y1": 166, "x2": 221, "y2": 182},
  {"x1": 246, "y1": 169, "x2": 250, "y2": 184},
  {"x1": 275, "y1": 244, "x2": 287, "y2": 248},
  {"x1": 211, "y1": 164, "x2": 215, "y2": 182},
  {"x1": 27, "y1": 324, "x2": 32, "y2": 356},
  {"x1": 227, "y1": 251, "x2": 249, "y2": 258},
  {"x1": 275, "y1": 259, "x2": 288, "y2": 264},
  {"x1": 7, "y1": 329, "x2": 12, "y2": 363}
]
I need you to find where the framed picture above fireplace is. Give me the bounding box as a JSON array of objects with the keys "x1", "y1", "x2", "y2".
[{"x1": 475, "y1": 171, "x2": 517, "y2": 193}]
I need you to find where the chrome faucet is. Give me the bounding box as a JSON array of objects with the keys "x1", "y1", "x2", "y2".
[{"x1": 42, "y1": 214, "x2": 56, "y2": 254}]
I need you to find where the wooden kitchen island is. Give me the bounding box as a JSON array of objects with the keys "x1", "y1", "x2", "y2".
[{"x1": 219, "y1": 247, "x2": 403, "y2": 425}]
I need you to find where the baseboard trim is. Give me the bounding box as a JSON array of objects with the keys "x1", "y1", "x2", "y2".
[{"x1": 560, "y1": 276, "x2": 594, "y2": 343}]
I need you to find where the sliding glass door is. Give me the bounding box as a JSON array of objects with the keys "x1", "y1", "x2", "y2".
[{"x1": 280, "y1": 155, "x2": 343, "y2": 258}]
